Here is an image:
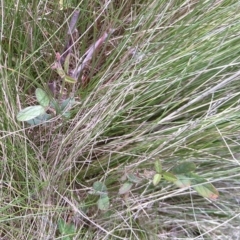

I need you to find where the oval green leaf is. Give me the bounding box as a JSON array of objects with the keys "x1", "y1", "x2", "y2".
[
  {"x1": 174, "y1": 174, "x2": 191, "y2": 188},
  {"x1": 189, "y1": 173, "x2": 219, "y2": 199},
  {"x1": 118, "y1": 182, "x2": 133, "y2": 195},
  {"x1": 17, "y1": 105, "x2": 45, "y2": 121},
  {"x1": 97, "y1": 195, "x2": 110, "y2": 210},
  {"x1": 193, "y1": 182, "x2": 219, "y2": 200},
  {"x1": 162, "y1": 172, "x2": 177, "y2": 183},
  {"x1": 171, "y1": 162, "x2": 196, "y2": 174},
  {"x1": 153, "y1": 173, "x2": 162, "y2": 186},
  {"x1": 93, "y1": 181, "x2": 107, "y2": 195},
  {"x1": 154, "y1": 160, "x2": 162, "y2": 173},
  {"x1": 35, "y1": 88, "x2": 50, "y2": 107}
]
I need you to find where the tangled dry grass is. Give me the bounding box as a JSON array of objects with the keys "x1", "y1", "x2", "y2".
[{"x1": 1, "y1": 0, "x2": 240, "y2": 239}]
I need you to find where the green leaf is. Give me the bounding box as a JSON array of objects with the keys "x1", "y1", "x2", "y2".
[
  {"x1": 193, "y1": 182, "x2": 219, "y2": 200},
  {"x1": 50, "y1": 99, "x2": 62, "y2": 114},
  {"x1": 154, "y1": 159, "x2": 162, "y2": 173},
  {"x1": 26, "y1": 113, "x2": 52, "y2": 125},
  {"x1": 153, "y1": 173, "x2": 162, "y2": 186},
  {"x1": 171, "y1": 162, "x2": 196, "y2": 174},
  {"x1": 118, "y1": 182, "x2": 133, "y2": 195},
  {"x1": 57, "y1": 218, "x2": 75, "y2": 240},
  {"x1": 97, "y1": 195, "x2": 110, "y2": 210},
  {"x1": 17, "y1": 105, "x2": 45, "y2": 121},
  {"x1": 60, "y1": 98, "x2": 75, "y2": 111},
  {"x1": 162, "y1": 171, "x2": 177, "y2": 182},
  {"x1": 62, "y1": 111, "x2": 71, "y2": 119},
  {"x1": 58, "y1": 219, "x2": 66, "y2": 234},
  {"x1": 174, "y1": 174, "x2": 191, "y2": 188},
  {"x1": 56, "y1": 66, "x2": 66, "y2": 78},
  {"x1": 93, "y1": 181, "x2": 107, "y2": 195},
  {"x1": 64, "y1": 53, "x2": 70, "y2": 74},
  {"x1": 35, "y1": 88, "x2": 50, "y2": 107},
  {"x1": 189, "y1": 173, "x2": 219, "y2": 199},
  {"x1": 127, "y1": 173, "x2": 142, "y2": 183},
  {"x1": 64, "y1": 75, "x2": 76, "y2": 83}
]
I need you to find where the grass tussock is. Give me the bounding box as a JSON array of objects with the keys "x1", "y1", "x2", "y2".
[{"x1": 1, "y1": 0, "x2": 240, "y2": 239}]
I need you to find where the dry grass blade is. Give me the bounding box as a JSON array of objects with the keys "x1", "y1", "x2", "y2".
[
  {"x1": 60, "y1": 10, "x2": 80, "y2": 65},
  {"x1": 72, "y1": 28, "x2": 115, "y2": 80}
]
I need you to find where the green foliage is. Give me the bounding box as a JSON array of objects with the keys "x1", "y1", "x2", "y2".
[
  {"x1": 35, "y1": 88, "x2": 50, "y2": 107},
  {"x1": 93, "y1": 181, "x2": 108, "y2": 195},
  {"x1": 126, "y1": 173, "x2": 142, "y2": 183},
  {"x1": 17, "y1": 105, "x2": 45, "y2": 121},
  {"x1": 64, "y1": 54, "x2": 70, "y2": 75},
  {"x1": 54, "y1": 54, "x2": 76, "y2": 83},
  {"x1": 154, "y1": 159, "x2": 162, "y2": 173},
  {"x1": 119, "y1": 172, "x2": 142, "y2": 195},
  {"x1": 56, "y1": 66, "x2": 66, "y2": 79},
  {"x1": 91, "y1": 181, "x2": 109, "y2": 210},
  {"x1": 189, "y1": 173, "x2": 219, "y2": 200},
  {"x1": 174, "y1": 174, "x2": 192, "y2": 188},
  {"x1": 97, "y1": 195, "x2": 110, "y2": 211},
  {"x1": 162, "y1": 171, "x2": 178, "y2": 183},
  {"x1": 119, "y1": 182, "x2": 134, "y2": 195},
  {"x1": 171, "y1": 162, "x2": 196, "y2": 174},
  {"x1": 17, "y1": 88, "x2": 75, "y2": 125},
  {"x1": 64, "y1": 75, "x2": 77, "y2": 84},
  {"x1": 17, "y1": 88, "x2": 52, "y2": 123},
  {"x1": 153, "y1": 173, "x2": 161, "y2": 186},
  {"x1": 17, "y1": 88, "x2": 49, "y2": 122},
  {"x1": 152, "y1": 161, "x2": 219, "y2": 200},
  {"x1": 26, "y1": 113, "x2": 52, "y2": 125},
  {"x1": 57, "y1": 218, "x2": 75, "y2": 240},
  {"x1": 59, "y1": 98, "x2": 76, "y2": 111},
  {"x1": 2, "y1": 0, "x2": 239, "y2": 239}
]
